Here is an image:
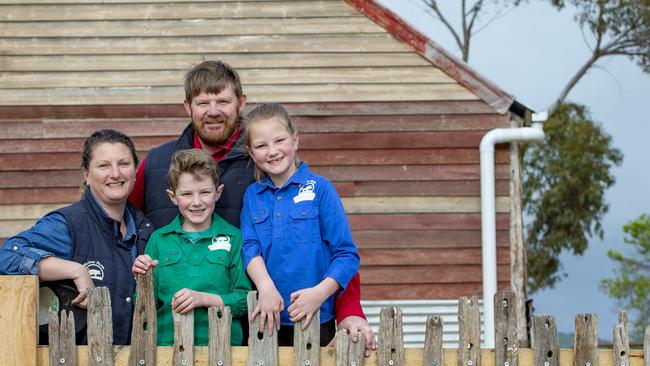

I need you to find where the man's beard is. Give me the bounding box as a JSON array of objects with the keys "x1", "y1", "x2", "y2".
[{"x1": 193, "y1": 114, "x2": 239, "y2": 146}]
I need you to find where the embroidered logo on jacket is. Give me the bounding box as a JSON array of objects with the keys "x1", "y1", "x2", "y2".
[
  {"x1": 294, "y1": 180, "x2": 316, "y2": 203},
  {"x1": 83, "y1": 260, "x2": 105, "y2": 281},
  {"x1": 209, "y1": 235, "x2": 231, "y2": 252}
]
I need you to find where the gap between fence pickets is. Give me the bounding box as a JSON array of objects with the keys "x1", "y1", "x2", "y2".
[{"x1": 32, "y1": 281, "x2": 648, "y2": 366}]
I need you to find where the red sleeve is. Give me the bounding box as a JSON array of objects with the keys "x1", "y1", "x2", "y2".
[
  {"x1": 335, "y1": 272, "x2": 366, "y2": 322},
  {"x1": 128, "y1": 157, "x2": 147, "y2": 212}
]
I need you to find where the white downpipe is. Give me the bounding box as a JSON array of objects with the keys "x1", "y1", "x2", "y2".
[{"x1": 479, "y1": 120, "x2": 545, "y2": 348}]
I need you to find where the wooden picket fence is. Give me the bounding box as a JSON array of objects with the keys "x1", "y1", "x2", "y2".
[{"x1": 0, "y1": 274, "x2": 648, "y2": 366}]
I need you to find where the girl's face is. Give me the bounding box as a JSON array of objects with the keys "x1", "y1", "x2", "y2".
[
  {"x1": 248, "y1": 117, "x2": 299, "y2": 187},
  {"x1": 166, "y1": 172, "x2": 223, "y2": 232},
  {"x1": 82, "y1": 142, "x2": 136, "y2": 207}
]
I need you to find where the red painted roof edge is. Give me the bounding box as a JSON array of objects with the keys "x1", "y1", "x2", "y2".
[{"x1": 345, "y1": 0, "x2": 516, "y2": 115}]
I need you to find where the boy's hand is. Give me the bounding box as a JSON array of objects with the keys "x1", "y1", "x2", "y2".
[
  {"x1": 132, "y1": 254, "x2": 157, "y2": 275},
  {"x1": 250, "y1": 285, "x2": 284, "y2": 336},
  {"x1": 288, "y1": 286, "x2": 327, "y2": 329},
  {"x1": 171, "y1": 288, "x2": 206, "y2": 314}
]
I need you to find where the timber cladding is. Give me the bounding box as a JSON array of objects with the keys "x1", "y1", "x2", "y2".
[{"x1": 0, "y1": 0, "x2": 514, "y2": 300}]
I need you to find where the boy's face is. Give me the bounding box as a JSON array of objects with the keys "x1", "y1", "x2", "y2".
[{"x1": 166, "y1": 172, "x2": 224, "y2": 232}]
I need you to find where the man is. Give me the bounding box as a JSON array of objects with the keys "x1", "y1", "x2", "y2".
[{"x1": 129, "y1": 60, "x2": 376, "y2": 353}]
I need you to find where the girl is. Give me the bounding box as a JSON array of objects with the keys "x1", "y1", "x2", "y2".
[{"x1": 240, "y1": 103, "x2": 360, "y2": 346}]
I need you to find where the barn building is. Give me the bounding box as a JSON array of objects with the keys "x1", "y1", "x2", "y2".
[{"x1": 0, "y1": 0, "x2": 532, "y2": 346}]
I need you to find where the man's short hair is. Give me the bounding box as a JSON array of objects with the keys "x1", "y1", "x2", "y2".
[
  {"x1": 184, "y1": 60, "x2": 243, "y2": 104},
  {"x1": 167, "y1": 149, "x2": 220, "y2": 192}
]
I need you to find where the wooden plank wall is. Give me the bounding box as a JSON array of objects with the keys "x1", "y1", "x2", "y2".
[{"x1": 0, "y1": 0, "x2": 512, "y2": 300}]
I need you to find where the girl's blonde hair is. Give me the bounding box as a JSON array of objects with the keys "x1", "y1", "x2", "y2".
[{"x1": 243, "y1": 103, "x2": 300, "y2": 182}]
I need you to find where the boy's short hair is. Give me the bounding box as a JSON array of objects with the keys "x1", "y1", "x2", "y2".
[
  {"x1": 184, "y1": 60, "x2": 243, "y2": 104},
  {"x1": 167, "y1": 149, "x2": 220, "y2": 192}
]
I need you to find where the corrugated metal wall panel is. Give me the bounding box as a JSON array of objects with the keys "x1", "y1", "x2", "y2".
[{"x1": 362, "y1": 299, "x2": 484, "y2": 348}]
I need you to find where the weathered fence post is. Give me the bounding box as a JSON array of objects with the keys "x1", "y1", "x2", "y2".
[
  {"x1": 174, "y1": 309, "x2": 195, "y2": 366},
  {"x1": 458, "y1": 296, "x2": 480, "y2": 366},
  {"x1": 87, "y1": 287, "x2": 114, "y2": 366},
  {"x1": 49, "y1": 309, "x2": 77, "y2": 366},
  {"x1": 574, "y1": 314, "x2": 599, "y2": 366},
  {"x1": 378, "y1": 307, "x2": 404, "y2": 366},
  {"x1": 336, "y1": 329, "x2": 365, "y2": 366},
  {"x1": 423, "y1": 316, "x2": 443, "y2": 366},
  {"x1": 495, "y1": 291, "x2": 518, "y2": 366},
  {"x1": 294, "y1": 310, "x2": 320, "y2": 366},
  {"x1": 532, "y1": 316, "x2": 559, "y2": 366},
  {"x1": 129, "y1": 271, "x2": 156, "y2": 366},
  {"x1": 612, "y1": 311, "x2": 629, "y2": 366},
  {"x1": 0, "y1": 275, "x2": 37, "y2": 366},
  {"x1": 209, "y1": 306, "x2": 232, "y2": 366},
  {"x1": 247, "y1": 291, "x2": 278, "y2": 366}
]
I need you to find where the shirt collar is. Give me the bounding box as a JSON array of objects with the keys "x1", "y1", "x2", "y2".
[
  {"x1": 158, "y1": 213, "x2": 234, "y2": 239},
  {"x1": 86, "y1": 190, "x2": 137, "y2": 241},
  {"x1": 253, "y1": 162, "x2": 311, "y2": 193},
  {"x1": 193, "y1": 127, "x2": 242, "y2": 162}
]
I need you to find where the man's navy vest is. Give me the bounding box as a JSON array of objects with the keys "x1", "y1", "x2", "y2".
[
  {"x1": 53, "y1": 192, "x2": 154, "y2": 345},
  {"x1": 142, "y1": 123, "x2": 256, "y2": 229}
]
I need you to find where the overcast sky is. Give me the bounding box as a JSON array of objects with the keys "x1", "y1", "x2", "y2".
[{"x1": 378, "y1": 0, "x2": 650, "y2": 339}]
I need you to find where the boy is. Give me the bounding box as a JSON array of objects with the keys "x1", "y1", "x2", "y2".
[{"x1": 132, "y1": 149, "x2": 251, "y2": 345}]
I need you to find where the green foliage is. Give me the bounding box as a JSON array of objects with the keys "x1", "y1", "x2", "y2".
[
  {"x1": 601, "y1": 214, "x2": 650, "y2": 342},
  {"x1": 522, "y1": 103, "x2": 623, "y2": 292},
  {"x1": 548, "y1": 0, "x2": 650, "y2": 72}
]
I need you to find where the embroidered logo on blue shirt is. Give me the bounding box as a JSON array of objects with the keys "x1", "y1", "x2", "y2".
[
  {"x1": 293, "y1": 180, "x2": 316, "y2": 203},
  {"x1": 209, "y1": 235, "x2": 231, "y2": 252}
]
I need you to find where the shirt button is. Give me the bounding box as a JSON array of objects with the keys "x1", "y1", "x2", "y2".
[
  {"x1": 275, "y1": 212, "x2": 281, "y2": 217},
  {"x1": 12, "y1": 246, "x2": 18, "y2": 251},
  {"x1": 126, "y1": 297, "x2": 132, "y2": 303},
  {"x1": 277, "y1": 196, "x2": 282, "y2": 200},
  {"x1": 301, "y1": 211, "x2": 307, "y2": 216}
]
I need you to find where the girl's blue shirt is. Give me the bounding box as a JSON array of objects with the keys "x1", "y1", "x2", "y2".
[{"x1": 240, "y1": 162, "x2": 360, "y2": 325}]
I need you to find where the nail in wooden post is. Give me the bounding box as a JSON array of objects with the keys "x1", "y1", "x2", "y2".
[
  {"x1": 294, "y1": 310, "x2": 320, "y2": 366},
  {"x1": 336, "y1": 329, "x2": 365, "y2": 366},
  {"x1": 209, "y1": 306, "x2": 232, "y2": 366},
  {"x1": 49, "y1": 309, "x2": 77, "y2": 366},
  {"x1": 612, "y1": 323, "x2": 629, "y2": 366},
  {"x1": 423, "y1": 316, "x2": 443, "y2": 366},
  {"x1": 574, "y1": 314, "x2": 599, "y2": 366},
  {"x1": 247, "y1": 291, "x2": 278, "y2": 366},
  {"x1": 495, "y1": 291, "x2": 518, "y2": 366},
  {"x1": 378, "y1": 307, "x2": 404, "y2": 366},
  {"x1": 533, "y1": 316, "x2": 559, "y2": 366},
  {"x1": 458, "y1": 296, "x2": 480, "y2": 366},
  {"x1": 643, "y1": 325, "x2": 650, "y2": 366},
  {"x1": 129, "y1": 271, "x2": 156, "y2": 366},
  {"x1": 174, "y1": 309, "x2": 195, "y2": 366},
  {"x1": 87, "y1": 287, "x2": 114, "y2": 366}
]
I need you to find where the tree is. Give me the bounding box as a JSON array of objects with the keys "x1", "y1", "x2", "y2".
[
  {"x1": 600, "y1": 214, "x2": 650, "y2": 342},
  {"x1": 418, "y1": 0, "x2": 644, "y2": 292},
  {"x1": 522, "y1": 104, "x2": 622, "y2": 292}
]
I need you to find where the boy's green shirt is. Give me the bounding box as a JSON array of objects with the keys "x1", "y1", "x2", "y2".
[{"x1": 145, "y1": 213, "x2": 251, "y2": 346}]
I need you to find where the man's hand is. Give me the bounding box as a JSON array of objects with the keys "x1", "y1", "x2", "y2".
[{"x1": 331, "y1": 316, "x2": 377, "y2": 357}]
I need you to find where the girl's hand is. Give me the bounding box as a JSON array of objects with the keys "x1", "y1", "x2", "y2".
[
  {"x1": 250, "y1": 285, "x2": 284, "y2": 336},
  {"x1": 132, "y1": 254, "x2": 157, "y2": 275},
  {"x1": 288, "y1": 286, "x2": 327, "y2": 328},
  {"x1": 171, "y1": 288, "x2": 206, "y2": 314}
]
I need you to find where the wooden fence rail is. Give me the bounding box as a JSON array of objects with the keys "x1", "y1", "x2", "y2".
[{"x1": 1, "y1": 275, "x2": 648, "y2": 366}]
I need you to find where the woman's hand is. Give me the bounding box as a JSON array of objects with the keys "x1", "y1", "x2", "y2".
[
  {"x1": 71, "y1": 262, "x2": 95, "y2": 309},
  {"x1": 288, "y1": 286, "x2": 327, "y2": 328},
  {"x1": 132, "y1": 254, "x2": 157, "y2": 275},
  {"x1": 251, "y1": 284, "x2": 284, "y2": 336}
]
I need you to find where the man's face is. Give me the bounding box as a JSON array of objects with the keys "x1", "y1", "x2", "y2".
[{"x1": 184, "y1": 86, "x2": 246, "y2": 146}]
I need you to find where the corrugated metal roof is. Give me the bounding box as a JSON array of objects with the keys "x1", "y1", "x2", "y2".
[{"x1": 362, "y1": 299, "x2": 485, "y2": 348}]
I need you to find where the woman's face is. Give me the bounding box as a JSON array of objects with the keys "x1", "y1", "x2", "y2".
[{"x1": 82, "y1": 142, "x2": 136, "y2": 206}]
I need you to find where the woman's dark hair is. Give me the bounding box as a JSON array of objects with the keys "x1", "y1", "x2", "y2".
[{"x1": 81, "y1": 129, "x2": 139, "y2": 170}]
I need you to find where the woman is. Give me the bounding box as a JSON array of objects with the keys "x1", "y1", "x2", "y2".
[{"x1": 0, "y1": 129, "x2": 154, "y2": 345}]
